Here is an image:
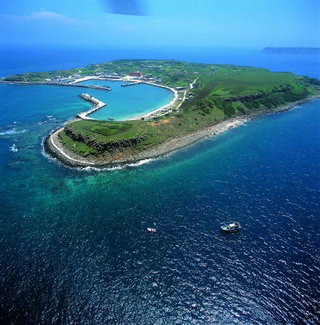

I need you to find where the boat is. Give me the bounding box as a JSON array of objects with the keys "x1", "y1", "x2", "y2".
[
  {"x1": 147, "y1": 227, "x2": 157, "y2": 233},
  {"x1": 108, "y1": 117, "x2": 114, "y2": 121},
  {"x1": 221, "y1": 222, "x2": 241, "y2": 232}
]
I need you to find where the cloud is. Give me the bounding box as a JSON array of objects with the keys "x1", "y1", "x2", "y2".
[
  {"x1": 1, "y1": 11, "x2": 80, "y2": 24},
  {"x1": 30, "y1": 11, "x2": 76, "y2": 22}
]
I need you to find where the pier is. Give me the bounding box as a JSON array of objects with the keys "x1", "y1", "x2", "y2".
[
  {"x1": 43, "y1": 82, "x2": 111, "y2": 91},
  {"x1": 2, "y1": 81, "x2": 111, "y2": 91},
  {"x1": 121, "y1": 81, "x2": 142, "y2": 87},
  {"x1": 69, "y1": 83, "x2": 111, "y2": 91},
  {"x1": 77, "y1": 93, "x2": 107, "y2": 120}
]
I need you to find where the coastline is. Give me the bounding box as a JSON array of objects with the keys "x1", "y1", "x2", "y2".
[{"x1": 44, "y1": 95, "x2": 320, "y2": 169}]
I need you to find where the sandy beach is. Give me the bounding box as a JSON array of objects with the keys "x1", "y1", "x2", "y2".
[
  {"x1": 129, "y1": 82, "x2": 179, "y2": 120},
  {"x1": 70, "y1": 76, "x2": 98, "y2": 83}
]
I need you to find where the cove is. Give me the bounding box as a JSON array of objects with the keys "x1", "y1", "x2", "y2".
[{"x1": 77, "y1": 79, "x2": 174, "y2": 120}]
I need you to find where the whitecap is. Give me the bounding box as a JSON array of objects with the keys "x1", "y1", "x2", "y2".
[
  {"x1": 126, "y1": 158, "x2": 153, "y2": 167},
  {"x1": 0, "y1": 128, "x2": 28, "y2": 136},
  {"x1": 9, "y1": 144, "x2": 18, "y2": 152}
]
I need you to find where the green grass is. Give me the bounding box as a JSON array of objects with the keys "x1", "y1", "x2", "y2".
[
  {"x1": 65, "y1": 120, "x2": 151, "y2": 142},
  {"x1": 59, "y1": 131, "x2": 98, "y2": 156}
]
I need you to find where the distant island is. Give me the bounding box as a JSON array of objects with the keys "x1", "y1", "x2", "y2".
[
  {"x1": 262, "y1": 47, "x2": 320, "y2": 54},
  {"x1": 1, "y1": 59, "x2": 320, "y2": 168}
]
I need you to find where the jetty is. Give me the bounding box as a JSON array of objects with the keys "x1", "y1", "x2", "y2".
[
  {"x1": 41, "y1": 82, "x2": 111, "y2": 91},
  {"x1": 1, "y1": 80, "x2": 111, "y2": 91},
  {"x1": 68, "y1": 83, "x2": 111, "y2": 91},
  {"x1": 77, "y1": 93, "x2": 106, "y2": 120},
  {"x1": 121, "y1": 81, "x2": 142, "y2": 87}
]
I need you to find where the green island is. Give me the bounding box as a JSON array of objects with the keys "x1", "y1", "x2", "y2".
[{"x1": 3, "y1": 59, "x2": 320, "y2": 167}]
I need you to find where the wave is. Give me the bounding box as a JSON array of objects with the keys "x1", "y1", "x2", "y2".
[
  {"x1": 9, "y1": 144, "x2": 18, "y2": 152},
  {"x1": 79, "y1": 158, "x2": 154, "y2": 172},
  {"x1": 0, "y1": 128, "x2": 28, "y2": 136},
  {"x1": 126, "y1": 158, "x2": 153, "y2": 168},
  {"x1": 38, "y1": 115, "x2": 59, "y2": 125}
]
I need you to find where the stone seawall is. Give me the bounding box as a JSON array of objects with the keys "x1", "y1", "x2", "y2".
[{"x1": 77, "y1": 93, "x2": 106, "y2": 120}]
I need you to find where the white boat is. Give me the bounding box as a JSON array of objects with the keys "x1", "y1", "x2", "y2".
[{"x1": 221, "y1": 222, "x2": 241, "y2": 232}]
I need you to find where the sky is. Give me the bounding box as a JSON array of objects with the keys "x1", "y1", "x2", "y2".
[{"x1": 1, "y1": 0, "x2": 319, "y2": 49}]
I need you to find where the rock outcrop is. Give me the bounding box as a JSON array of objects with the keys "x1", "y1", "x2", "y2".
[{"x1": 64, "y1": 126, "x2": 146, "y2": 153}]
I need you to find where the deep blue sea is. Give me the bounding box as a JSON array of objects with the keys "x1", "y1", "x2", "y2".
[{"x1": 0, "y1": 47, "x2": 319, "y2": 325}]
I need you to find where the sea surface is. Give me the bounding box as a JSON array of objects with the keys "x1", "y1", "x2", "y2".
[{"x1": 0, "y1": 47, "x2": 320, "y2": 324}]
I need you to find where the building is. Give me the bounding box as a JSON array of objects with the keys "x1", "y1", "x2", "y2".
[{"x1": 129, "y1": 71, "x2": 143, "y2": 78}]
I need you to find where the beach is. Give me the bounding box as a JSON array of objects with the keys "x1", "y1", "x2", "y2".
[
  {"x1": 128, "y1": 82, "x2": 179, "y2": 120},
  {"x1": 129, "y1": 78, "x2": 199, "y2": 121}
]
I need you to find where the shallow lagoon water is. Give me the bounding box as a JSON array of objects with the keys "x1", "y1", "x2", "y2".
[
  {"x1": 77, "y1": 79, "x2": 173, "y2": 120},
  {"x1": 0, "y1": 50, "x2": 320, "y2": 324}
]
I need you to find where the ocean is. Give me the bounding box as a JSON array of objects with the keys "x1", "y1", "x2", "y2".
[{"x1": 0, "y1": 47, "x2": 319, "y2": 324}]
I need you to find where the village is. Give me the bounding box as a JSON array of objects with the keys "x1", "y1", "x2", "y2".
[{"x1": 42, "y1": 68, "x2": 164, "y2": 84}]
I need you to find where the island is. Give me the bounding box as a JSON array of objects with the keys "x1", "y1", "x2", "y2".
[
  {"x1": 2, "y1": 59, "x2": 320, "y2": 168},
  {"x1": 262, "y1": 47, "x2": 320, "y2": 54}
]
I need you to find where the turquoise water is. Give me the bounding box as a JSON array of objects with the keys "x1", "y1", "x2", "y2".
[
  {"x1": 77, "y1": 79, "x2": 173, "y2": 120},
  {"x1": 0, "y1": 50, "x2": 320, "y2": 324}
]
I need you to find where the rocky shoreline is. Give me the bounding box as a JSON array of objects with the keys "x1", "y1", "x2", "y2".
[{"x1": 44, "y1": 95, "x2": 320, "y2": 169}]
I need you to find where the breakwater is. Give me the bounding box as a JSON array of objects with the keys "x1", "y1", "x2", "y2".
[
  {"x1": 1, "y1": 80, "x2": 111, "y2": 91},
  {"x1": 67, "y1": 82, "x2": 111, "y2": 91},
  {"x1": 77, "y1": 93, "x2": 107, "y2": 120},
  {"x1": 121, "y1": 81, "x2": 142, "y2": 87}
]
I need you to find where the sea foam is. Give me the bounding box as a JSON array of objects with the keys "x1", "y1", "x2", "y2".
[{"x1": 0, "y1": 128, "x2": 28, "y2": 136}]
